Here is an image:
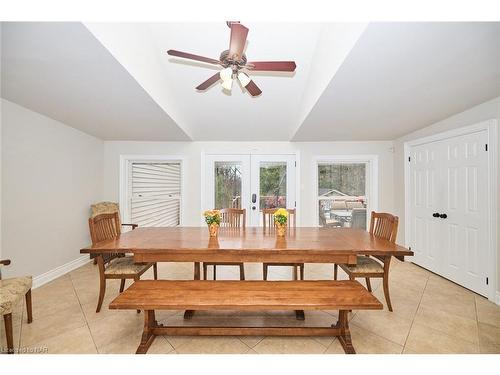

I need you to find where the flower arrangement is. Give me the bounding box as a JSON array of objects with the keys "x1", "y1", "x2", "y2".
[
  {"x1": 203, "y1": 210, "x2": 221, "y2": 237},
  {"x1": 273, "y1": 208, "x2": 288, "y2": 236}
]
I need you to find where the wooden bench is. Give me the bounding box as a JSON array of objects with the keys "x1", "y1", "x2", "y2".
[{"x1": 109, "y1": 280, "x2": 383, "y2": 354}]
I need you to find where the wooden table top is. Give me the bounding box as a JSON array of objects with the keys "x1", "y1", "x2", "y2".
[{"x1": 80, "y1": 227, "x2": 413, "y2": 264}]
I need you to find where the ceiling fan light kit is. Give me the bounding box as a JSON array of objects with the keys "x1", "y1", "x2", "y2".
[{"x1": 167, "y1": 22, "x2": 297, "y2": 97}]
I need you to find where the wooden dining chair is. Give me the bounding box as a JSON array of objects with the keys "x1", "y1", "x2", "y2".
[
  {"x1": 89, "y1": 212, "x2": 157, "y2": 312},
  {"x1": 262, "y1": 208, "x2": 304, "y2": 280},
  {"x1": 0, "y1": 259, "x2": 33, "y2": 354},
  {"x1": 334, "y1": 211, "x2": 399, "y2": 311},
  {"x1": 202, "y1": 208, "x2": 246, "y2": 280}
]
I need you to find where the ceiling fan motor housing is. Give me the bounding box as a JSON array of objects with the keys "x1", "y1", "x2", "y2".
[{"x1": 219, "y1": 49, "x2": 247, "y2": 69}]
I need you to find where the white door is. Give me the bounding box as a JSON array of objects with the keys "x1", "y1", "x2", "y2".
[
  {"x1": 409, "y1": 130, "x2": 490, "y2": 296},
  {"x1": 204, "y1": 154, "x2": 296, "y2": 226}
]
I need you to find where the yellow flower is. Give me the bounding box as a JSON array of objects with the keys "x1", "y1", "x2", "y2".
[
  {"x1": 274, "y1": 208, "x2": 288, "y2": 217},
  {"x1": 203, "y1": 210, "x2": 220, "y2": 218}
]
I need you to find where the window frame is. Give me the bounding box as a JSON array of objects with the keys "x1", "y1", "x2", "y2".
[{"x1": 313, "y1": 155, "x2": 379, "y2": 228}]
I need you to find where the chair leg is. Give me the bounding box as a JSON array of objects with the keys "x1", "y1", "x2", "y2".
[
  {"x1": 3, "y1": 313, "x2": 14, "y2": 354},
  {"x1": 383, "y1": 276, "x2": 393, "y2": 312},
  {"x1": 365, "y1": 278, "x2": 372, "y2": 292},
  {"x1": 292, "y1": 266, "x2": 298, "y2": 280},
  {"x1": 239, "y1": 264, "x2": 245, "y2": 280},
  {"x1": 203, "y1": 263, "x2": 208, "y2": 280},
  {"x1": 153, "y1": 263, "x2": 158, "y2": 280},
  {"x1": 213, "y1": 265, "x2": 217, "y2": 280},
  {"x1": 263, "y1": 264, "x2": 268, "y2": 280},
  {"x1": 334, "y1": 264, "x2": 338, "y2": 280},
  {"x1": 25, "y1": 289, "x2": 33, "y2": 324},
  {"x1": 96, "y1": 277, "x2": 107, "y2": 313},
  {"x1": 299, "y1": 264, "x2": 305, "y2": 280},
  {"x1": 119, "y1": 279, "x2": 126, "y2": 293}
]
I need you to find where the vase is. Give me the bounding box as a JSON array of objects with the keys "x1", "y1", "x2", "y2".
[
  {"x1": 208, "y1": 223, "x2": 219, "y2": 237},
  {"x1": 276, "y1": 222, "x2": 287, "y2": 237}
]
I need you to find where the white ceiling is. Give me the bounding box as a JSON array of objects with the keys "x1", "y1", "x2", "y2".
[
  {"x1": 293, "y1": 22, "x2": 500, "y2": 141},
  {"x1": 1, "y1": 22, "x2": 499, "y2": 142},
  {"x1": 87, "y1": 22, "x2": 364, "y2": 141},
  {"x1": 1, "y1": 22, "x2": 190, "y2": 141}
]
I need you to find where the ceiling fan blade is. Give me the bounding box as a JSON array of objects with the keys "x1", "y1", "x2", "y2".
[
  {"x1": 228, "y1": 23, "x2": 249, "y2": 60},
  {"x1": 167, "y1": 49, "x2": 220, "y2": 65},
  {"x1": 196, "y1": 72, "x2": 221, "y2": 90},
  {"x1": 245, "y1": 80, "x2": 262, "y2": 97},
  {"x1": 246, "y1": 61, "x2": 297, "y2": 72}
]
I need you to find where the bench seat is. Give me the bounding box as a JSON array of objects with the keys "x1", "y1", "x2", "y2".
[{"x1": 109, "y1": 280, "x2": 382, "y2": 354}]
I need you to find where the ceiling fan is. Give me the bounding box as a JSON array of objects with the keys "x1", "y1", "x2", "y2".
[{"x1": 167, "y1": 21, "x2": 297, "y2": 97}]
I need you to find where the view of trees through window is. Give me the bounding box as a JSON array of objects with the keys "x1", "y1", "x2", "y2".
[
  {"x1": 318, "y1": 163, "x2": 366, "y2": 196},
  {"x1": 214, "y1": 162, "x2": 242, "y2": 209},
  {"x1": 259, "y1": 162, "x2": 287, "y2": 209}
]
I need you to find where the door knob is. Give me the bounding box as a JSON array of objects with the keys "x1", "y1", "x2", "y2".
[
  {"x1": 432, "y1": 213, "x2": 440, "y2": 217},
  {"x1": 252, "y1": 206, "x2": 256, "y2": 210},
  {"x1": 439, "y1": 213, "x2": 447, "y2": 219}
]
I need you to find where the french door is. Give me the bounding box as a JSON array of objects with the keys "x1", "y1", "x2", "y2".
[
  {"x1": 204, "y1": 154, "x2": 296, "y2": 226},
  {"x1": 408, "y1": 129, "x2": 490, "y2": 296}
]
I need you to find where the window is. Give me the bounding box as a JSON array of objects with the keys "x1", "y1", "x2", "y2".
[
  {"x1": 129, "y1": 162, "x2": 181, "y2": 227},
  {"x1": 317, "y1": 162, "x2": 368, "y2": 229}
]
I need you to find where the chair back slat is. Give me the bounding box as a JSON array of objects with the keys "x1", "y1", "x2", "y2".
[
  {"x1": 220, "y1": 208, "x2": 246, "y2": 228},
  {"x1": 262, "y1": 208, "x2": 296, "y2": 230},
  {"x1": 88, "y1": 212, "x2": 122, "y2": 264},
  {"x1": 369, "y1": 211, "x2": 398, "y2": 243}
]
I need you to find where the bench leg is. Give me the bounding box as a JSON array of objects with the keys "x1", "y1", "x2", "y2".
[
  {"x1": 333, "y1": 310, "x2": 355, "y2": 354},
  {"x1": 136, "y1": 310, "x2": 157, "y2": 354}
]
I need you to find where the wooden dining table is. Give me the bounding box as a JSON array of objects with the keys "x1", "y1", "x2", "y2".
[
  {"x1": 81, "y1": 226, "x2": 412, "y2": 320},
  {"x1": 80, "y1": 226, "x2": 412, "y2": 275}
]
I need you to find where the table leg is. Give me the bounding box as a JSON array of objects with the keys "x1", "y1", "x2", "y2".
[
  {"x1": 184, "y1": 262, "x2": 201, "y2": 320},
  {"x1": 295, "y1": 310, "x2": 305, "y2": 320},
  {"x1": 333, "y1": 310, "x2": 355, "y2": 354},
  {"x1": 136, "y1": 310, "x2": 157, "y2": 354}
]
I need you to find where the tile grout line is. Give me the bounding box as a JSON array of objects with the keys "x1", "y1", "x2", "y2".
[
  {"x1": 69, "y1": 270, "x2": 100, "y2": 354},
  {"x1": 401, "y1": 274, "x2": 430, "y2": 352}
]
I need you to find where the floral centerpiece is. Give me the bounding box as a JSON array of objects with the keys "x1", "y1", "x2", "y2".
[
  {"x1": 203, "y1": 210, "x2": 221, "y2": 237},
  {"x1": 273, "y1": 208, "x2": 288, "y2": 237}
]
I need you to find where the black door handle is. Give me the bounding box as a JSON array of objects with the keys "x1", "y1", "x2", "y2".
[
  {"x1": 439, "y1": 213, "x2": 447, "y2": 219},
  {"x1": 252, "y1": 206, "x2": 256, "y2": 210},
  {"x1": 432, "y1": 213, "x2": 440, "y2": 217}
]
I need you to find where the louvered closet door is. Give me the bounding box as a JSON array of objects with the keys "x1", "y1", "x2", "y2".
[{"x1": 130, "y1": 163, "x2": 181, "y2": 227}]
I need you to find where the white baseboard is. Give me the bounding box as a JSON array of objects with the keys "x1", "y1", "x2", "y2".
[{"x1": 33, "y1": 255, "x2": 91, "y2": 289}]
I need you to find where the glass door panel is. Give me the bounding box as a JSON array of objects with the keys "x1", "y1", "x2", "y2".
[
  {"x1": 250, "y1": 155, "x2": 296, "y2": 226},
  {"x1": 259, "y1": 161, "x2": 287, "y2": 210},
  {"x1": 214, "y1": 162, "x2": 243, "y2": 209}
]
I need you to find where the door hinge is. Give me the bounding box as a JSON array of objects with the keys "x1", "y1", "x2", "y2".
[
  {"x1": 486, "y1": 277, "x2": 489, "y2": 285},
  {"x1": 485, "y1": 144, "x2": 488, "y2": 151},
  {"x1": 408, "y1": 156, "x2": 411, "y2": 162},
  {"x1": 408, "y1": 246, "x2": 412, "y2": 251},
  {"x1": 294, "y1": 201, "x2": 297, "y2": 207},
  {"x1": 294, "y1": 161, "x2": 297, "y2": 167}
]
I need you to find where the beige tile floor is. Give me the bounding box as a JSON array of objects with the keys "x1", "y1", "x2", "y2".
[{"x1": 2, "y1": 259, "x2": 500, "y2": 354}]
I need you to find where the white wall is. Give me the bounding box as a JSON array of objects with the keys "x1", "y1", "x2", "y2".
[
  {"x1": 103, "y1": 140, "x2": 395, "y2": 228},
  {"x1": 393, "y1": 96, "x2": 500, "y2": 291},
  {"x1": 1, "y1": 99, "x2": 103, "y2": 279}
]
